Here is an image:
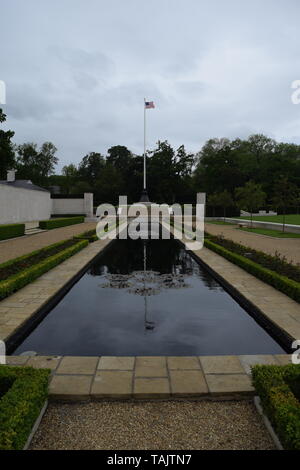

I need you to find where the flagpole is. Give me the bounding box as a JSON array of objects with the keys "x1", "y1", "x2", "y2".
[
  {"x1": 143, "y1": 97, "x2": 146, "y2": 190},
  {"x1": 139, "y1": 98, "x2": 150, "y2": 203}
]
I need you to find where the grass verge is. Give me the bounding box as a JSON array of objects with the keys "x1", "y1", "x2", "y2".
[
  {"x1": 238, "y1": 227, "x2": 300, "y2": 238},
  {"x1": 237, "y1": 214, "x2": 300, "y2": 226},
  {"x1": 205, "y1": 220, "x2": 236, "y2": 226}
]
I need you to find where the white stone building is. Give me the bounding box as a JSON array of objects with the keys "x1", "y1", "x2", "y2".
[
  {"x1": 0, "y1": 170, "x2": 52, "y2": 224},
  {"x1": 0, "y1": 170, "x2": 94, "y2": 224}
]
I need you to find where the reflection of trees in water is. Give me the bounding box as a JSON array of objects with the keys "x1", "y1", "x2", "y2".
[{"x1": 88, "y1": 239, "x2": 222, "y2": 291}]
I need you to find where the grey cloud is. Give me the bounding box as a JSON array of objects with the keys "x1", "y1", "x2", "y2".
[{"x1": 1, "y1": 0, "x2": 300, "y2": 168}]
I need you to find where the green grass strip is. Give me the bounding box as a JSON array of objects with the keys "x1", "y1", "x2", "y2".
[{"x1": 238, "y1": 227, "x2": 300, "y2": 238}]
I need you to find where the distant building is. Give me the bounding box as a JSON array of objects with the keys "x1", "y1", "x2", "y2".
[
  {"x1": 0, "y1": 170, "x2": 94, "y2": 224},
  {"x1": 0, "y1": 170, "x2": 51, "y2": 224}
]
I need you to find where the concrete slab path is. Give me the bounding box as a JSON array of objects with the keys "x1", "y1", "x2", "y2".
[{"x1": 0, "y1": 222, "x2": 96, "y2": 263}]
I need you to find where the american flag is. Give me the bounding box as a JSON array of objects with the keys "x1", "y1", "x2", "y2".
[{"x1": 145, "y1": 101, "x2": 155, "y2": 109}]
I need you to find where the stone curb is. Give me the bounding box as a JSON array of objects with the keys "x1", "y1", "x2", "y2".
[
  {"x1": 5, "y1": 354, "x2": 291, "y2": 401},
  {"x1": 23, "y1": 400, "x2": 48, "y2": 450},
  {"x1": 254, "y1": 396, "x2": 283, "y2": 450}
]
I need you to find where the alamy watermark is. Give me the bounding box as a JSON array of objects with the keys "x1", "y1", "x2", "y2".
[
  {"x1": 95, "y1": 193, "x2": 205, "y2": 250},
  {"x1": 0, "y1": 80, "x2": 6, "y2": 105},
  {"x1": 0, "y1": 340, "x2": 6, "y2": 364},
  {"x1": 291, "y1": 80, "x2": 300, "y2": 104},
  {"x1": 291, "y1": 340, "x2": 300, "y2": 364}
]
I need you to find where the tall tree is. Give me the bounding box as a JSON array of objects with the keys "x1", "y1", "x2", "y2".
[
  {"x1": 235, "y1": 181, "x2": 266, "y2": 227},
  {"x1": 16, "y1": 141, "x2": 58, "y2": 186},
  {"x1": 106, "y1": 146, "x2": 132, "y2": 173},
  {"x1": 0, "y1": 108, "x2": 15, "y2": 179},
  {"x1": 207, "y1": 193, "x2": 220, "y2": 217},
  {"x1": 78, "y1": 152, "x2": 105, "y2": 184},
  {"x1": 272, "y1": 176, "x2": 299, "y2": 232},
  {"x1": 61, "y1": 163, "x2": 78, "y2": 194},
  {"x1": 216, "y1": 190, "x2": 234, "y2": 221}
]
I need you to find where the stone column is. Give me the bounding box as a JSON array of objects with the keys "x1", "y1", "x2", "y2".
[{"x1": 84, "y1": 193, "x2": 93, "y2": 217}]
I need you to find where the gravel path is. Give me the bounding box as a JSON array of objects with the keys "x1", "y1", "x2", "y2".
[
  {"x1": 205, "y1": 223, "x2": 300, "y2": 265},
  {"x1": 0, "y1": 222, "x2": 96, "y2": 263},
  {"x1": 30, "y1": 400, "x2": 275, "y2": 450}
]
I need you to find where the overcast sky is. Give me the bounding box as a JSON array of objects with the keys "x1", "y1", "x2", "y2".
[{"x1": 1, "y1": 0, "x2": 300, "y2": 170}]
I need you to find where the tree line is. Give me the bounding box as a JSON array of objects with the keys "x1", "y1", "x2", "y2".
[{"x1": 1, "y1": 108, "x2": 300, "y2": 215}]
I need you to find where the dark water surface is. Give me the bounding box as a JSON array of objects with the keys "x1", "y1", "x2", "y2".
[{"x1": 14, "y1": 238, "x2": 284, "y2": 356}]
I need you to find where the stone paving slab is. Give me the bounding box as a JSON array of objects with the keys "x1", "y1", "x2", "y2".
[
  {"x1": 56, "y1": 356, "x2": 99, "y2": 375},
  {"x1": 92, "y1": 371, "x2": 133, "y2": 398},
  {"x1": 200, "y1": 355, "x2": 245, "y2": 374},
  {"x1": 205, "y1": 374, "x2": 254, "y2": 396},
  {"x1": 49, "y1": 374, "x2": 93, "y2": 401},
  {"x1": 169, "y1": 370, "x2": 208, "y2": 396},
  {"x1": 4, "y1": 354, "x2": 292, "y2": 400},
  {"x1": 167, "y1": 356, "x2": 201, "y2": 370},
  {"x1": 98, "y1": 356, "x2": 135, "y2": 370}
]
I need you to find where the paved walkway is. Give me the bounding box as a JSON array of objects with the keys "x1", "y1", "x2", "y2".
[
  {"x1": 0, "y1": 222, "x2": 96, "y2": 263},
  {"x1": 205, "y1": 223, "x2": 300, "y2": 265}
]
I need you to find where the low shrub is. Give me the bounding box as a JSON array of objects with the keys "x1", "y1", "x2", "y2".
[
  {"x1": 205, "y1": 233, "x2": 300, "y2": 283},
  {"x1": 0, "y1": 224, "x2": 25, "y2": 241},
  {"x1": 39, "y1": 216, "x2": 84, "y2": 230},
  {"x1": 50, "y1": 214, "x2": 86, "y2": 218},
  {"x1": 0, "y1": 239, "x2": 88, "y2": 300},
  {"x1": 204, "y1": 239, "x2": 300, "y2": 303},
  {"x1": 73, "y1": 229, "x2": 98, "y2": 243},
  {"x1": 252, "y1": 364, "x2": 300, "y2": 450},
  {"x1": 0, "y1": 366, "x2": 50, "y2": 450},
  {"x1": 0, "y1": 239, "x2": 79, "y2": 281}
]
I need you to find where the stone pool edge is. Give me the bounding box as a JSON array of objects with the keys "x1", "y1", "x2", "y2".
[{"x1": 5, "y1": 354, "x2": 292, "y2": 401}]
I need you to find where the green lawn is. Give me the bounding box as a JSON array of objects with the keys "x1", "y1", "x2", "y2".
[
  {"x1": 205, "y1": 220, "x2": 236, "y2": 226},
  {"x1": 238, "y1": 214, "x2": 300, "y2": 225},
  {"x1": 238, "y1": 227, "x2": 300, "y2": 238}
]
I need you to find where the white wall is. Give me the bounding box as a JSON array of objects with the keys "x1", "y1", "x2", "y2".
[
  {"x1": 51, "y1": 193, "x2": 93, "y2": 217},
  {"x1": 0, "y1": 185, "x2": 51, "y2": 224}
]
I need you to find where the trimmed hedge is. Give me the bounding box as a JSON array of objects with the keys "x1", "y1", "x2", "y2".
[
  {"x1": 0, "y1": 365, "x2": 50, "y2": 450},
  {"x1": 0, "y1": 238, "x2": 79, "y2": 273},
  {"x1": 204, "y1": 239, "x2": 300, "y2": 303},
  {"x1": 0, "y1": 239, "x2": 88, "y2": 300},
  {"x1": 205, "y1": 232, "x2": 300, "y2": 282},
  {"x1": 252, "y1": 364, "x2": 300, "y2": 450},
  {"x1": 51, "y1": 214, "x2": 86, "y2": 218},
  {"x1": 74, "y1": 229, "x2": 98, "y2": 243},
  {"x1": 39, "y1": 216, "x2": 84, "y2": 230},
  {"x1": 0, "y1": 224, "x2": 25, "y2": 241}
]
